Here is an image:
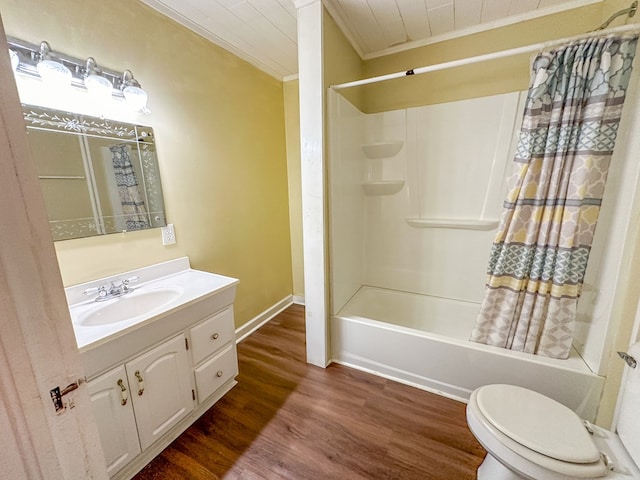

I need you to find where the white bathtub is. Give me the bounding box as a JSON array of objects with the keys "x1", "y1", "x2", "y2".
[{"x1": 330, "y1": 286, "x2": 604, "y2": 421}]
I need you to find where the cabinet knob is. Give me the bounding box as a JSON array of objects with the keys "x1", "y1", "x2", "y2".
[
  {"x1": 212, "y1": 333, "x2": 219, "y2": 340},
  {"x1": 216, "y1": 370, "x2": 223, "y2": 378}
]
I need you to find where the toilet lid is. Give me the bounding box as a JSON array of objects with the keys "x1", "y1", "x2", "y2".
[{"x1": 476, "y1": 385, "x2": 600, "y2": 464}]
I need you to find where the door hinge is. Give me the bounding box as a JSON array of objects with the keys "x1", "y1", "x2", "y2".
[
  {"x1": 192, "y1": 389, "x2": 196, "y2": 401},
  {"x1": 185, "y1": 337, "x2": 189, "y2": 350}
]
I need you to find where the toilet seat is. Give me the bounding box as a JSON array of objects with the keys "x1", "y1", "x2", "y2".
[
  {"x1": 476, "y1": 384, "x2": 601, "y2": 464},
  {"x1": 468, "y1": 386, "x2": 609, "y2": 478}
]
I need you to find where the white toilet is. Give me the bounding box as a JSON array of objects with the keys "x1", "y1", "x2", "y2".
[{"x1": 466, "y1": 343, "x2": 640, "y2": 479}]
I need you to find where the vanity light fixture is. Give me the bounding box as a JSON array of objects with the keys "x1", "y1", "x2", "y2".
[
  {"x1": 121, "y1": 69, "x2": 149, "y2": 112},
  {"x1": 6, "y1": 36, "x2": 150, "y2": 114},
  {"x1": 35, "y1": 41, "x2": 72, "y2": 89},
  {"x1": 84, "y1": 57, "x2": 113, "y2": 101}
]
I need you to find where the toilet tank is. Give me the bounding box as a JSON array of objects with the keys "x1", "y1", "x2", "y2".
[{"x1": 616, "y1": 342, "x2": 640, "y2": 467}]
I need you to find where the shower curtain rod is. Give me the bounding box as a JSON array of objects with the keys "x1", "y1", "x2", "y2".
[{"x1": 331, "y1": 23, "x2": 640, "y2": 90}]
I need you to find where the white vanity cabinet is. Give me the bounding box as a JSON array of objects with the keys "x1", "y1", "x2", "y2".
[
  {"x1": 189, "y1": 307, "x2": 238, "y2": 402},
  {"x1": 70, "y1": 259, "x2": 240, "y2": 480},
  {"x1": 88, "y1": 334, "x2": 193, "y2": 476},
  {"x1": 87, "y1": 365, "x2": 141, "y2": 477},
  {"x1": 126, "y1": 334, "x2": 194, "y2": 450}
]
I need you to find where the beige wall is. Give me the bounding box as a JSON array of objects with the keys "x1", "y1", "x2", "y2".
[
  {"x1": 283, "y1": 79, "x2": 304, "y2": 299},
  {"x1": 1, "y1": 0, "x2": 293, "y2": 328},
  {"x1": 323, "y1": 8, "x2": 364, "y2": 110},
  {"x1": 359, "y1": 4, "x2": 602, "y2": 113}
]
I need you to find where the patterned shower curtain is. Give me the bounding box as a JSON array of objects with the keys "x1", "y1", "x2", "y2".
[
  {"x1": 470, "y1": 34, "x2": 638, "y2": 359},
  {"x1": 109, "y1": 144, "x2": 150, "y2": 231}
]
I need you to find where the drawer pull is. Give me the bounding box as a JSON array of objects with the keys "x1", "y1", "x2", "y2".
[
  {"x1": 135, "y1": 370, "x2": 144, "y2": 396},
  {"x1": 117, "y1": 379, "x2": 128, "y2": 406},
  {"x1": 212, "y1": 333, "x2": 219, "y2": 340},
  {"x1": 216, "y1": 370, "x2": 223, "y2": 378}
]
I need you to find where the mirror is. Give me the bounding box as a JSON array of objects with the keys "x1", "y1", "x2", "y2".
[{"x1": 23, "y1": 105, "x2": 167, "y2": 241}]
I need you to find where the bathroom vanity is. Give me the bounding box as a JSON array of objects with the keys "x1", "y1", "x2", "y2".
[{"x1": 66, "y1": 258, "x2": 239, "y2": 479}]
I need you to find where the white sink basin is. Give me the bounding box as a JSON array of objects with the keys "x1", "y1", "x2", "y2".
[
  {"x1": 78, "y1": 287, "x2": 184, "y2": 327},
  {"x1": 66, "y1": 258, "x2": 240, "y2": 351}
]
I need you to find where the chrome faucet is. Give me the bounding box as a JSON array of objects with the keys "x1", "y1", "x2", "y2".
[{"x1": 83, "y1": 276, "x2": 139, "y2": 302}]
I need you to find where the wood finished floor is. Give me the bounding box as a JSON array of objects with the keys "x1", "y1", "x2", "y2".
[{"x1": 134, "y1": 304, "x2": 486, "y2": 479}]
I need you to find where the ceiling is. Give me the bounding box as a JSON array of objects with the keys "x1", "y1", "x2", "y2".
[{"x1": 140, "y1": 0, "x2": 601, "y2": 80}]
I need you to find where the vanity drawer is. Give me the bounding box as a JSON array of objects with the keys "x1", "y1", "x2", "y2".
[
  {"x1": 194, "y1": 344, "x2": 238, "y2": 402},
  {"x1": 189, "y1": 307, "x2": 235, "y2": 366}
]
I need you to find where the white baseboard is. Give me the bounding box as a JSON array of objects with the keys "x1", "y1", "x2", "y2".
[
  {"x1": 292, "y1": 295, "x2": 305, "y2": 305},
  {"x1": 235, "y1": 295, "x2": 294, "y2": 343},
  {"x1": 330, "y1": 356, "x2": 469, "y2": 404}
]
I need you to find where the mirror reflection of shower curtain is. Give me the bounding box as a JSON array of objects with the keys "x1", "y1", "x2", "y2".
[{"x1": 109, "y1": 144, "x2": 150, "y2": 231}]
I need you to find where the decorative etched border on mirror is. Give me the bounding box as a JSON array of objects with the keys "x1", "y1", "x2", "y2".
[
  {"x1": 23, "y1": 108, "x2": 138, "y2": 138},
  {"x1": 23, "y1": 104, "x2": 167, "y2": 241}
]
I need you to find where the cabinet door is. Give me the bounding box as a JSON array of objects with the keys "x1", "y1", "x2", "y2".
[
  {"x1": 126, "y1": 334, "x2": 194, "y2": 450},
  {"x1": 87, "y1": 365, "x2": 141, "y2": 477}
]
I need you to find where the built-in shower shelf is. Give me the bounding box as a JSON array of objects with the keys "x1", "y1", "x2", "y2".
[
  {"x1": 405, "y1": 218, "x2": 499, "y2": 230},
  {"x1": 362, "y1": 180, "x2": 405, "y2": 195},
  {"x1": 361, "y1": 141, "x2": 404, "y2": 158}
]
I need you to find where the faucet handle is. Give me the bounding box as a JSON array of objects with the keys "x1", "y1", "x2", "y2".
[
  {"x1": 123, "y1": 275, "x2": 140, "y2": 285},
  {"x1": 83, "y1": 285, "x2": 108, "y2": 298},
  {"x1": 120, "y1": 276, "x2": 140, "y2": 292}
]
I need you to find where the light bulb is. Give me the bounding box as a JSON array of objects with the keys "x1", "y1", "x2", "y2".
[
  {"x1": 123, "y1": 85, "x2": 148, "y2": 111},
  {"x1": 37, "y1": 59, "x2": 71, "y2": 89},
  {"x1": 85, "y1": 73, "x2": 113, "y2": 100}
]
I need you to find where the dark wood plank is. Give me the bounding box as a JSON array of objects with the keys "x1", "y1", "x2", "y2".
[{"x1": 134, "y1": 304, "x2": 486, "y2": 479}]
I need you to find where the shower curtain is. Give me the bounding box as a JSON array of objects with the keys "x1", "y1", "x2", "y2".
[
  {"x1": 470, "y1": 34, "x2": 638, "y2": 359},
  {"x1": 109, "y1": 144, "x2": 150, "y2": 231}
]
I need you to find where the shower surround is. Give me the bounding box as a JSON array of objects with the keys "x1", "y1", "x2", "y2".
[{"x1": 328, "y1": 86, "x2": 640, "y2": 416}]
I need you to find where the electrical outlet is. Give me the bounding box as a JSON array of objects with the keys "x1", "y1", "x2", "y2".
[{"x1": 161, "y1": 224, "x2": 176, "y2": 245}]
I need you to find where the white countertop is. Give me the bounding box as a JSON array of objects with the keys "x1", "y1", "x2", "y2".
[{"x1": 67, "y1": 258, "x2": 239, "y2": 351}]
